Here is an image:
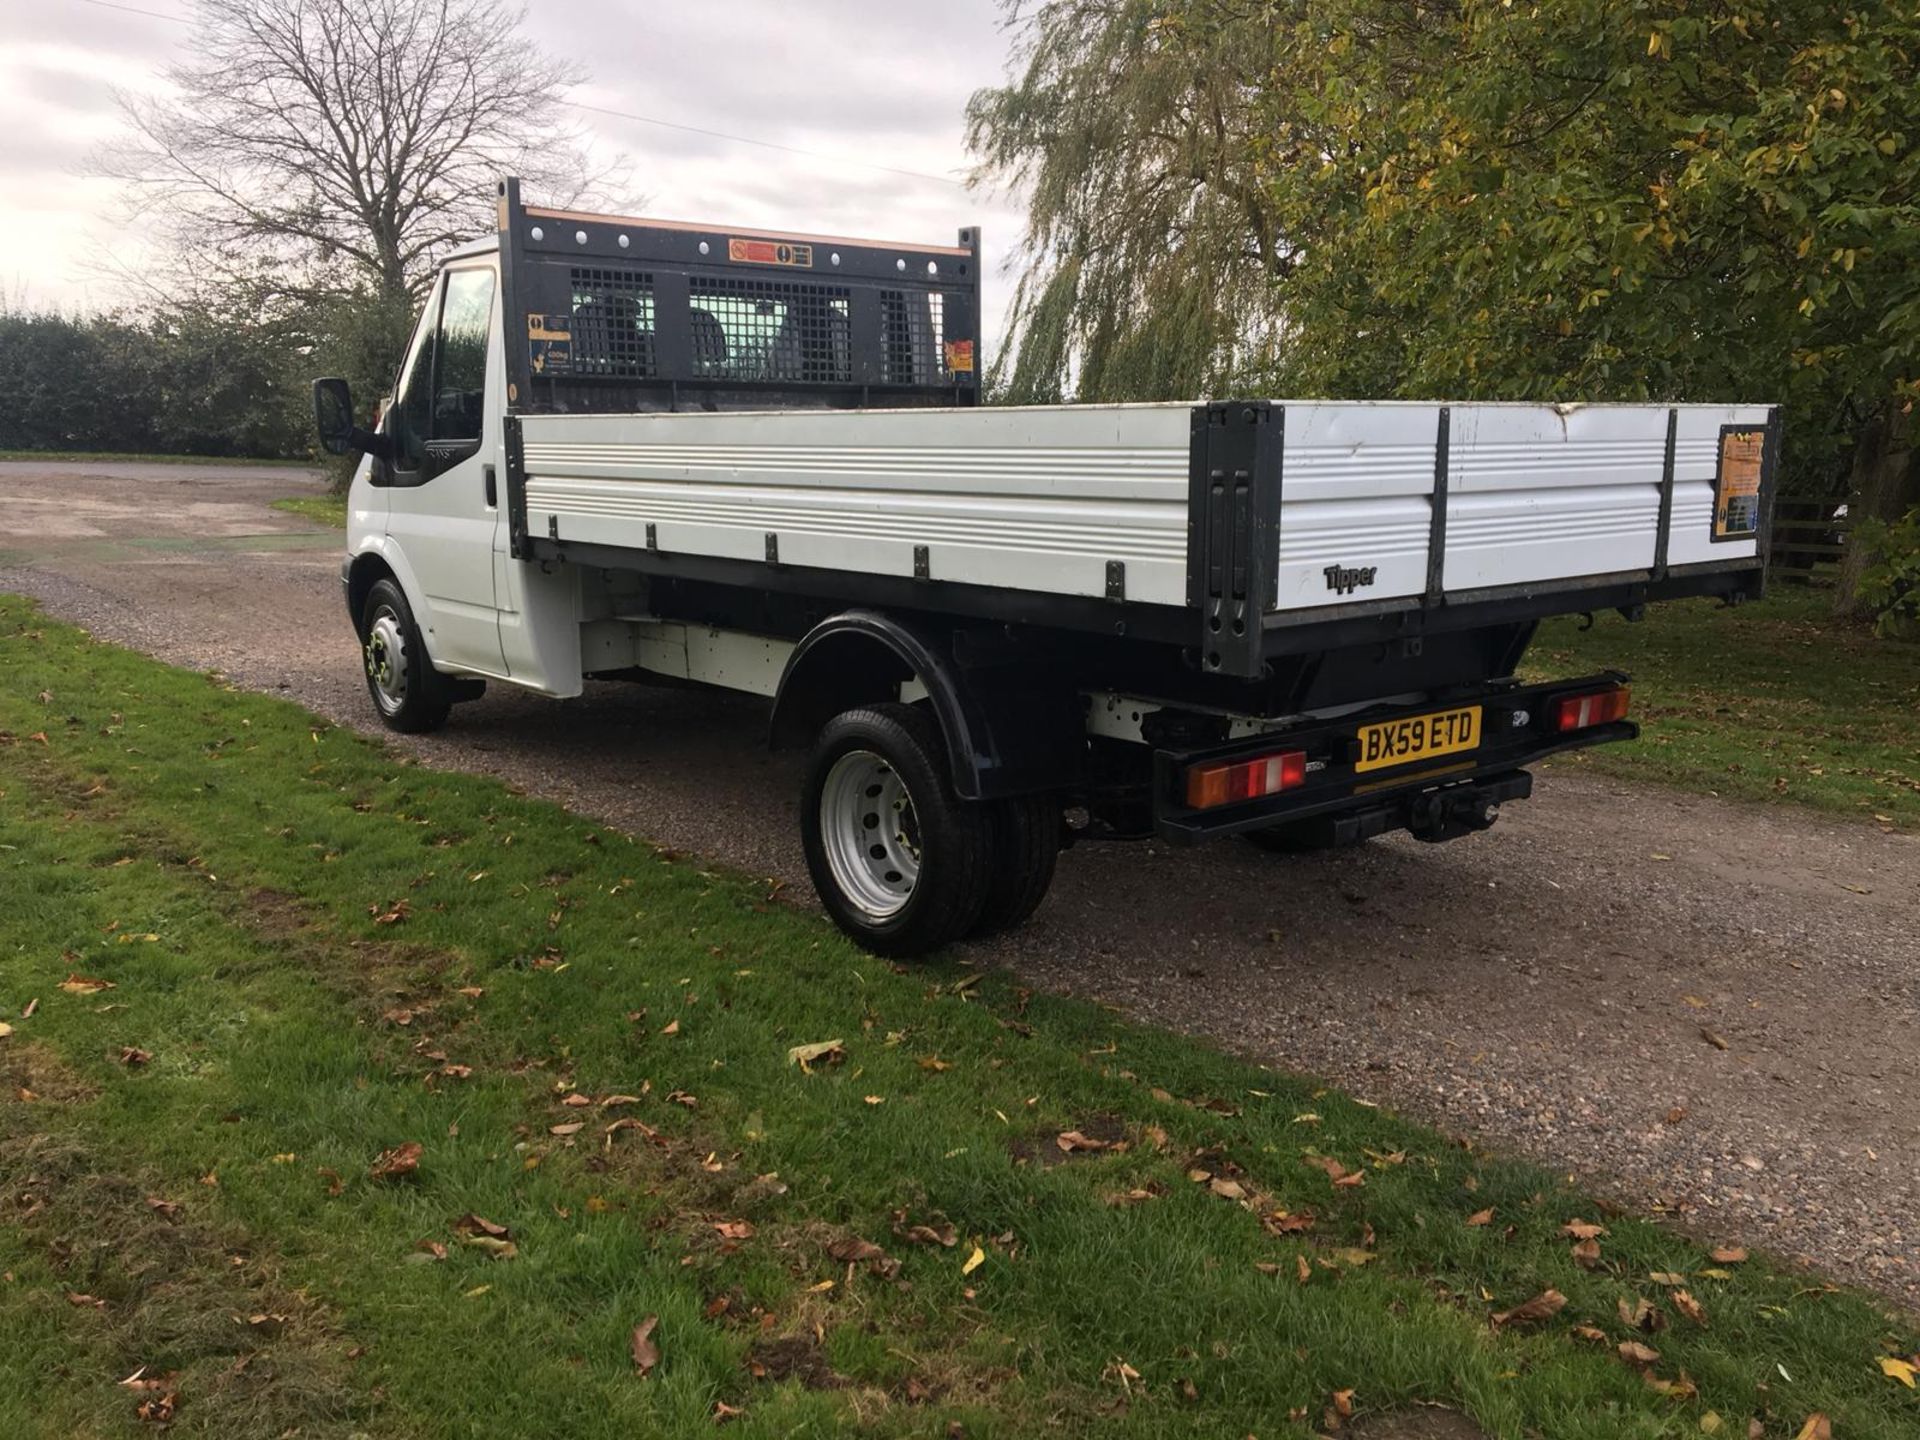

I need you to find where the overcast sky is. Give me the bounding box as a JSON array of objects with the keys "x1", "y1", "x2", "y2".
[{"x1": 0, "y1": 0, "x2": 1031, "y2": 334}]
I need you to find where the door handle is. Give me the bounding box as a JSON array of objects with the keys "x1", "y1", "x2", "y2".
[{"x1": 483, "y1": 463, "x2": 497, "y2": 508}]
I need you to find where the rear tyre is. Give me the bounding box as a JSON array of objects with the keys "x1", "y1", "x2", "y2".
[
  {"x1": 968, "y1": 794, "x2": 1061, "y2": 938},
  {"x1": 360, "y1": 577, "x2": 454, "y2": 734},
  {"x1": 1241, "y1": 817, "x2": 1367, "y2": 855},
  {"x1": 801, "y1": 704, "x2": 991, "y2": 958}
]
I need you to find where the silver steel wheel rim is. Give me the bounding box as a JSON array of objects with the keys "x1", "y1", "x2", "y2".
[
  {"x1": 819, "y1": 749, "x2": 920, "y2": 920},
  {"x1": 365, "y1": 608, "x2": 408, "y2": 713}
]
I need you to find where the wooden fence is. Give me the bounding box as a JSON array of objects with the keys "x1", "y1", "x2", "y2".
[{"x1": 1769, "y1": 498, "x2": 1848, "y2": 582}]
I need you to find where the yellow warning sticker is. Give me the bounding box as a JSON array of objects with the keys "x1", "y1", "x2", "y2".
[{"x1": 1713, "y1": 429, "x2": 1764, "y2": 539}]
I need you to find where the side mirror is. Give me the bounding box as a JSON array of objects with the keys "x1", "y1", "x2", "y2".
[{"x1": 313, "y1": 377, "x2": 357, "y2": 455}]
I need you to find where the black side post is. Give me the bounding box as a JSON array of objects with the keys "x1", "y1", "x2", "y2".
[
  {"x1": 496, "y1": 177, "x2": 533, "y2": 559},
  {"x1": 1186, "y1": 401, "x2": 1283, "y2": 679},
  {"x1": 1651, "y1": 407, "x2": 1678, "y2": 580}
]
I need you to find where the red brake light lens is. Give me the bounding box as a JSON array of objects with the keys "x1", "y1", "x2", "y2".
[
  {"x1": 1184, "y1": 750, "x2": 1307, "y2": 810},
  {"x1": 1551, "y1": 685, "x2": 1632, "y2": 732}
]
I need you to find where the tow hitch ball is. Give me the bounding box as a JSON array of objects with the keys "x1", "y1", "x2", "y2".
[{"x1": 1408, "y1": 789, "x2": 1502, "y2": 843}]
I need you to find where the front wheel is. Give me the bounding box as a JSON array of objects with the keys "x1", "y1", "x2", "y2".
[
  {"x1": 360, "y1": 577, "x2": 453, "y2": 734},
  {"x1": 801, "y1": 705, "x2": 991, "y2": 958}
]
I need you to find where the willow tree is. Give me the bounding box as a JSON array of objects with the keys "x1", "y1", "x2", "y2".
[
  {"x1": 965, "y1": 3, "x2": 1313, "y2": 403},
  {"x1": 971, "y1": 1, "x2": 1920, "y2": 610}
]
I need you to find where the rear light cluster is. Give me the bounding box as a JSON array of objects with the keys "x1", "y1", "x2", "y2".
[
  {"x1": 1184, "y1": 750, "x2": 1306, "y2": 810},
  {"x1": 1552, "y1": 684, "x2": 1631, "y2": 732}
]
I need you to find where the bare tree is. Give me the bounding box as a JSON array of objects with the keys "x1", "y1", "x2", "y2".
[{"x1": 97, "y1": 0, "x2": 617, "y2": 304}]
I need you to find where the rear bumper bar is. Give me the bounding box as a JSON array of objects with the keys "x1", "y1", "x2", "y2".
[{"x1": 1152, "y1": 672, "x2": 1634, "y2": 843}]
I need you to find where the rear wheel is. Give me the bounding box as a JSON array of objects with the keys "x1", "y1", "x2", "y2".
[
  {"x1": 801, "y1": 704, "x2": 991, "y2": 958},
  {"x1": 360, "y1": 577, "x2": 453, "y2": 734},
  {"x1": 969, "y1": 794, "x2": 1061, "y2": 938}
]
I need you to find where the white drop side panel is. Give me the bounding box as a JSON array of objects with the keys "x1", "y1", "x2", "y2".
[
  {"x1": 1271, "y1": 403, "x2": 1441, "y2": 612},
  {"x1": 1442, "y1": 406, "x2": 1671, "y2": 591},
  {"x1": 520, "y1": 404, "x2": 1194, "y2": 606},
  {"x1": 1666, "y1": 405, "x2": 1769, "y2": 568}
]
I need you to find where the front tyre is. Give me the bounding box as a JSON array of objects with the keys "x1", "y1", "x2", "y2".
[
  {"x1": 801, "y1": 704, "x2": 990, "y2": 958},
  {"x1": 360, "y1": 577, "x2": 453, "y2": 734}
]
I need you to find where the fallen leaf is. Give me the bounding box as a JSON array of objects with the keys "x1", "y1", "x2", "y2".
[
  {"x1": 1573, "y1": 1325, "x2": 1609, "y2": 1344},
  {"x1": 316, "y1": 1168, "x2": 344, "y2": 1197},
  {"x1": 67, "y1": 1292, "x2": 106, "y2": 1309},
  {"x1": 21, "y1": 998, "x2": 39, "y2": 1019},
  {"x1": 1304, "y1": 1154, "x2": 1364, "y2": 1188},
  {"x1": 1332, "y1": 1248, "x2": 1376, "y2": 1267},
  {"x1": 1465, "y1": 1208, "x2": 1495, "y2": 1227},
  {"x1": 714, "y1": 1399, "x2": 744, "y2": 1422},
  {"x1": 1710, "y1": 1246, "x2": 1748, "y2": 1264},
  {"x1": 1700, "y1": 1028, "x2": 1729, "y2": 1051},
  {"x1": 460, "y1": 1234, "x2": 517, "y2": 1260},
  {"x1": 1879, "y1": 1356, "x2": 1917, "y2": 1388},
  {"x1": 119, "y1": 1046, "x2": 151, "y2": 1067},
  {"x1": 1209, "y1": 1177, "x2": 1248, "y2": 1201},
  {"x1": 1619, "y1": 1340, "x2": 1661, "y2": 1367},
  {"x1": 1491, "y1": 1289, "x2": 1567, "y2": 1328},
  {"x1": 454, "y1": 1214, "x2": 510, "y2": 1239},
  {"x1": 1562, "y1": 1219, "x2": 1607, "y2": 1240},
  {"x1": 1793, "y1": 1416, "x2": 1831, "y2": 1440},
  {"x1": 1056, "y1": 1130, "x2": 1110, "y2": 1154},
  {"x1": 0, "y1": 1023, "x2": 10, "y2": 1040},
  {"x1": 145, "y1": 1196, "x2": 180, "y2": 1219},
  {"x1": 1700, "y1": 1413, "x2": 1724, "y2": 1434},
  {"x1": 550, "y1": 1122, "x2": 584, "y2": 1136},
  {"x1": 961, "y1": 1245, "x2": 985, "y2": 1276},
  {"x1": 660, "y1": 1019, "x2": 680, "y2": 1036},
  {"x1": 1572, "y1": 1237, "x2": 1603, "y2": 1270},
  {"x1": 917, "y1": 1055, "x2": 952, "y2": 1072},
  {"x1": 368, "y1": 1142, "x2": 422, "y2": 1180},
  {"x1": 1665, "y1": 1106, "x2": 1688, "y2": 1125},
  {"x1": 829, "y1": 1237, "x2": 888, "y2": 1264},
  {"x1": 713, "y1": 1220, "x2": 755, "y2": 1241},
  {"x1": 631, "y1": 1315, "x2": 660, "y2": 1376},
  {"x1": 1295, "y1": 1254, "x2": 1312, "y2": 1284},
  {"x1": 863, "y1": 1095, "x2": 884, "y2": 1106},
  {"x1": 1671, "y1": 1289, "x2": 1708, "y2": 1327},
  {"x1": 600, "y1": 1094, "x2": 641, "y2": 1108},
  {"x1": 560, "y1": 1092, "x2": 593, "y2": 1108},
  {"x1": 1618, "y1": 1297, "x2": 1664, "y2": 1332},
  {"x1": 897, "y1": 1220, "x2": 957, "y2": 1248},
  {"x1": 370, "y1": 899, "x2": 410, "y2": 926},
  {"x1": 1650, "y1": 1271, "x2": 1688, "y2": 1286},
  {"x1": 1331, "y1": 1388, "x2": 1355, "y2": 1418},
  {"x1": 787, "y1": 1039, "x2": 844, "y2": 1070}
]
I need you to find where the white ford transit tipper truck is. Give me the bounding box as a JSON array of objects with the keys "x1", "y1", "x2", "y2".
[{"x1": 313, "y1": 179, "x2": 1777, "y2": 956}]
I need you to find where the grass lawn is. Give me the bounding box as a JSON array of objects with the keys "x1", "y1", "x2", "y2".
[
  {"x1": 1, "y1": 594, "x2": 1916, "y2": 1440},
  {"x1": 1527, "y1": 588, "x2": 1920, "y2": 831},
  {"x1": 271, "y1": 493, "x2": 348, "y2": 528},
  {"x1": 0, "y1": 451, "x2": 315, "y2": 468}
]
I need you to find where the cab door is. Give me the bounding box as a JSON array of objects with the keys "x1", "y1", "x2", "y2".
[{"x1": 382, "y1": 264, "x2": 508, "y2": 676}]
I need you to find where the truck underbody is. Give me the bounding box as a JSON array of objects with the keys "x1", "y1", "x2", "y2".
[{"x1": 325, "y1": 179, "x2": 1777, "y2": 955}]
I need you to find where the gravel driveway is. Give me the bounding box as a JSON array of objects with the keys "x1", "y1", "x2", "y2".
[{"x1": 3, "y1": 458, "x2": 1916, "y2": 1310}]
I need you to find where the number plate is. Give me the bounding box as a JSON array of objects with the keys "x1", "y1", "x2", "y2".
[{"x1": 1354, "y1": 705, "x2": 1482, "y2": 774}]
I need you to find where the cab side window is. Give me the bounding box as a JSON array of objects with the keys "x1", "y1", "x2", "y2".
[
  {"x1": 386, "y1": 267, "x2": 496, "y2": 482},
  {"x1": 387, "y1": 281, "x2": 442, "y2": 476},
  {"x1": 434, "y1": 269, "x2": 495, "y2": 441}
]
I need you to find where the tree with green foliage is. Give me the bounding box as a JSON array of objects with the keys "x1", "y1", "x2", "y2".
[{"x1": 969, "y1": 1, "x2": 1920, "y2": 614}]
